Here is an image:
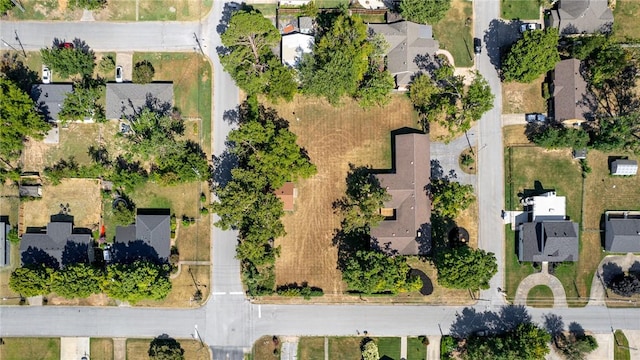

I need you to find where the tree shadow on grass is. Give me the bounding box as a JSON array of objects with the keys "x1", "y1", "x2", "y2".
[{"x1": 450, "y1": 305, "x2": 531, "y2": 338}]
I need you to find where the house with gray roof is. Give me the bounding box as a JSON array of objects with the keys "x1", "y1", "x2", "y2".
[
  {"x1": 550, "y1": 0, "x2": 613, "y2": 35},
  {"x1": 105, "y1": 83, "x2": 174, "y2": 120},
  {"x1": 30, "y1": 84, "x2": 73, "y2": 122},
  {"x1": 371, "y1": 131, "x2": 431, "y2": 255},
  {"x1": 611, "y1": 159, "x2": 638, "y2": 176},
  {"x1": 552, "y1": 59, "x2": 593, "y2": 126},
  {"x1": 1, "y1": 221, "x2": 10, "y2": 268},
  {"x1": 368, "y1": 21, "x2": 439, "y2": 89},
  {"x1": 20, "y1": 220, "x2": 92, "y2": 269},
  {"x1": 605, "y1": 212, "x2": 640, "y2": 252},
  {"x1": 114, "y1": 209, "x2": 171, "y2": 263},
  {"x1": 519, "y1": 221, "x2": 579, "y2": 262}
]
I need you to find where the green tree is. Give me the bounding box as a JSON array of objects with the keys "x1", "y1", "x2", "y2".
[
  {"x1": 334, "y1": 165, "x2": 391, "y2": 233},
  {"x1": 7, "y1": 227, "x2": 20, "y2": 244},
  {"x1": 357, "y1": 69, "x2": 395, "y2": 108},
  {"x1": 464, "y1": 322, "x2": 551, "y2": 360},
  {"x1": 300, "y1": 14, "x2": 372, "y2": 104},
  {"x1": 102, "y1": 261, "x2": 172, "y2": 304},
  {"x1": 148, "y1": 337, "x2": 185, "y2": 360},
  {"x1": 59, "y1": 77, "x2": 106, "y2": 123},
  {"x1": 113, "y1": 201, "x2": 135, "y2": 226},
  {"x1": 399, "y1": 0, "x2": 451, "y2": 24},
  {"x1": 434, "y1": 246, "x2": 497, "y2": 290},
  {"x1": 362, "y1": 340, "x2": 380, "y2": 360},
  {"x1": 124, "y1": 108, "x2": 185, "y2": 156},
  {"x1": 40, "y1": 42, "x2": 96, "y2": 78},
  {"x1": 0, "y1": 78, "x2": 50, "y2": 161},
  {"x1": 98, "y1": 54, "x2": 116, "y2": 73},
  {"x1": 9, "y1": 265, "x2": 52, "y2": 297},
  {"x1": 408, "y1": 73, "x2": 441, "y2": 122},
  {"x1": 69, "y1": 0, "x2": 107, "y2": 10},
  {"x1": 154, "y1": 140, "x2": 210, "y2": 184},
  {"x1": 429, "y1": 178, "x2": 475, "y2": 218},
  {"x1": 463, "y1": 74, "x2": 494, "y2": 121},
  {"x1": 342, "y1": 250, "x2": 422, "y2": 294},
  {"x1": 265, "y1": 57, "x2": 298, "y2": 102},
  {"x1": 530, "y1": 125, "x2": 590, "y2": 149},
  {"x1": 50, "y1": 263, "x2": 101, "y2": 299},
  {"x1": 0, "y1": 0, "x2": 15, "y2": 14},
  {"x1": 502, "y1": 29, "x2": 560, "y2": 83},
  {"x1": 133, "y1": 60, "x2": 155, "y2": 84}
]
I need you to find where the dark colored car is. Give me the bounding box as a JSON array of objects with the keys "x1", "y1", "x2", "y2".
[
  {"x1": 58, "y1": 42, "x2": 74, "y2": 49},
  {"x1": 473, "y1": 38, "x2": 482, "y2": 54}
]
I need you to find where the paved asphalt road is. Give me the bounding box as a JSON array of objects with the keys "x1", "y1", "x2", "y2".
[{"x1": 3, "y1": 3, "x2": 640, "y2": 359}]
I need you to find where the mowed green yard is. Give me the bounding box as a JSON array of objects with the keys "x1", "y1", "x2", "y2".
[
  {"x1": 501, "y1": 0, "x2": 540, "y2": 20},
  {"x1": 613, "y1": 0, "x2": 640, "y2": 41},
  {"x1": 0, "y1": 338, "x2": 60, "y2": 360},
  {"x1": 433, "y1": 0, "x2": 474, "y2": 67},
  {"x1": 296, "y1": 337, "x2": 402, "y2": 360}
]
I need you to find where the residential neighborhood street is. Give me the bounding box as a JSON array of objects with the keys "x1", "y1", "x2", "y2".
[{"x1": 2, "y1": 2, "x2": 640, "y2": 360}]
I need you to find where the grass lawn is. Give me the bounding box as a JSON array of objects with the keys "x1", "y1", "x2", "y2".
[
  {"x1": 136, "y1": 265, "x2": 210, "y2": 307},
  {"x1": 127, "y1": 338, "x2": 210, "y2": 360},
  {"x1": 614, "y1": 330, "x2": 631, "y2": 360},
  {"x1": 133, "y1": 52, "x2": 212, "y2": 153},
  {"x1": 504, "y1": 225, "x2": 535, "y2": 300},
  {"x1": 526, "y1": 284, "x2": 554, "y2": 307},
  {"x1": 407, "y1": 337, "x2": 428, "y2": 360},
  {"x1": 613, "y1": 0, "x2": 640, "y2": 41},
  {"x1": 433, "y1": 0, "x2": 474, "y2": 67},
  {"x1": 375, "y1": 337, "x2": 401, "y2": 360},
  {"x1": 0, "y1": 338, "x2": 60, "y2": 360},
  {"x1": 316, "y1": 0, "x2": 350, "y2": 8},
  {"x1": 251, "y1": 336, "x2": 281, "y2": 360},
  {"x1": 502, "y1": 74, "x2": 547, "y2": 114},
  {"x1": 138, "y1": 0, "x2": 212, "y2": 21},
  {"x1": 5, "y1": 0, "x2": 79, "y2": 20},
  {"x1": 503, "y1": 125, "x2": 530, "y2": 146},
  {"x1": 252, "y1": 3, "x2": 278, "y2": 16},
  {"x1": 328, "y1": 337, "x2": 361, "y2": 359},
  {"x1": 297, "y1": 337, "x2": 325, "y2": 360},
  {"x1": 90, "y1": 338, "x2": 113, "y2": 360},
  {"x1": 501, "y1": 0, "x2": 540, "y2": 20}
]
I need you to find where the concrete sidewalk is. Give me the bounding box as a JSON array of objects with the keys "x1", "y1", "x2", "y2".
[{"x1": 514, "y1": 262, "x2": 568, "y2": 308}]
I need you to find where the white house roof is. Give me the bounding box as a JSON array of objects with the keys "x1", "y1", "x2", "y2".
[
  {"x1": 281, "y1": 33, "x2": 314, "y2": 68},
  {"x1": 530, "y1": 192, "x2": 566, "y2": 221}
]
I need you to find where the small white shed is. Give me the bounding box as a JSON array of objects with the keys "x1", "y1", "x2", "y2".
[{"x1": 611, "y1": 159, "x2": 638, "y2": 176}]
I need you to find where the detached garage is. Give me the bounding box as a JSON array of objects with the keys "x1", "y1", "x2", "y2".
[{"x1": 611, "y1": 160, "x2": 638, "y2": 176}]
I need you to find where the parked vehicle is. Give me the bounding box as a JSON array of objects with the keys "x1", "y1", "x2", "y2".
[
  {"x1": 525, "y1": 113, "x2": 546, "y2": 123},
  {"x1": 520, "y1": 23, "x2": 542, "y2": 33},
  {"x1": 58, "y1": 42, "x2": 74, "y2": 49},
  {"x1": 42, "y1": 66, "x2": 51, "y2": 84},
  {"x1": 115, "y1": 65, "x2": 123, "y2": 83},
  {"x1": 474, "y1": 38, "x2": 482, "y2": 54}
]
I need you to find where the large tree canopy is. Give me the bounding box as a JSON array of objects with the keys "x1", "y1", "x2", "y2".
[
  {"x1": 148, "y1": 337, "x2": 185, "y2": 360},
  {"x1": 0, "y1": 77, "x2": 50, "y2": 161},
  {"x1": 502, "y1": 29, "x2": 560, "y2": 83},
  {"x1": 400, "y1": 0, "x2": 451, "y2": 24},
  {"x1": 40, "y1": 41, "x2": 96, "y2": 78},
  {"x1": 101, "y1": 261, "x2": 172, "y2": 304},
  {"x1": 9, "y1": 265, "x2": 52, "y2": 297},
  {"x1": 434, "y1": 246, "x2": 497, "y2": 290},
  {"x1": 464, "y1": 322, "x2": 551, "y2": 360},
  {"x1": 342, "y1": 250, "x2": 422, "y2": 294},
  {"x1": 429, "y1": 178, "x2": 475, "y2": 218},
  {"x1": 59, "y1": 77, "x2": 106, "y2": 123},
  {"x1": 50, "y1": 263, "x2": 102, "y2": 299}
]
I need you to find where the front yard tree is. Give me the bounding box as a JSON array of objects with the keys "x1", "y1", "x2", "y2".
[
  {"x1": 342, "y1": 250, "x2": 422, "y2": 294},
  {"x1": 148, "y1": 336, "x2": 185, "y2": 360},
  {"x1": 124, "y1": 108, "x2": 185, "y2": 156},
  {"x1": 0, "y1": 78, "x2": 50, "y2": 161},
  {"x1": 465, "y1": 322, "x2": 551, "y2": 360},
  {"x1": 434, "y1": 246, "x2": 497, "y2": 291},
  {"x1": 502, "y1": 29, "x2": 560, "y2": 83},
  {"x1": 530, "y1": 125, "x2": 590, "y2": 150},
  {"x1": 154, "y1": 140, "x2": 210, "y2": 184},
  {"x1": 0, "y1": 0, "x2": 15, "y2": 14},
  {"x1": 399, "y1": 0, "x2": 451, "y2": 24},
  {"x1": 9, "y1": 265, "x2": 52, "y2": 297},
  {"x1": 40, "y1": 40, "x2": 96, "y2": 78},
  {"x1": 59, "y1": 77, "x2": 106, "y2": 123},
  {"x1": 429, "y1": 178, "x2": 475, "y2": 218},
  {"x1": 102, "y1": 261, "x2": 172, "y2": 304},
  {"x1": 463, "y1": 74, "x2": 495, "y2": 122},
  {"x1": 50, "y1": 263, "x2": 101, "y2": 299},
  {"x1": 362, "y1": 339, "x2": 380, "y2": 360}
]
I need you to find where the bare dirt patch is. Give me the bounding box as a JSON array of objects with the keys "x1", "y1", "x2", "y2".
[
  {"x1": 502, "y1": 75, "x2": 547, "y2": 114},
  {"x1": 22, "y1": 178, "x2": 102, "y2": 229}
]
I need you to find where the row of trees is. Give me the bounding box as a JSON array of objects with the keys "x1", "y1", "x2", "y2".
[
  {"x1": 9, "y1": 261, "x2": 172, "y2": 303},
  {"x1": 212, "y1": 98, "x2": 316, "y2": 296},
  {"x1": 408, "y1": 59, "x2": 494, "y2": 139}
]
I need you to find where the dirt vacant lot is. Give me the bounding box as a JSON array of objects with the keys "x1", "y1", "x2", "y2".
[
  {"x1": 502, "y1": 75, "x2": 547, "y2": 114},
  {"x1": 268, "y1": 95, "x2": 420, "y2": 295},
  {"x1": 22, "y1": 178, "x2": 101, "y2": 230}
]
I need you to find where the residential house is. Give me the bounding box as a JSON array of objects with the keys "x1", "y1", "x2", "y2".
[
  {"x1": 611, "y1": 160, "x2": 638, "y2": 176},
  {"x1": 552, "y1": 59, "x2": 592, "y2": 126},
  {"x1": 30, "y1": 84, "x2": 73, "y2": 122},
  {"x1": 20, "y1": 219, "x2": 92, "y2": 268},
  {"x1": 550, "y1": 0, "x2": 613, "y2": 35},
  {"x1": 1, "y1": 221, "x2": 10, "y2": 268},
  {"x1": 281, "y1": 33, "x2": 315, "y2": 68},
  {"x1": 114, "y1": 209, "x2": 171, "y2": 263},
  {"x1": 605, "y1": 212, "x2": 640, "y2": 253},
  {"x1": 371, "y1": 131, "x2": 431, "y2": 255},
  {"x1": 518, "y1": 191, "x2": 580, "y2": 262},
  {"x1": 105, "y1": 83, "x2": 174, "y2": 120},
  {"x1": 275, "y1": 182, "x2": 297, "y2": 212},
  {"x1": 368, "y1": 21, "x2": 440, "y2": 90}
]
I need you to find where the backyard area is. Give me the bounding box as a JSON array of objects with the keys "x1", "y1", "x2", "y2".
[
  {"x1": 269, "y1": 95, "x2": 419, "y2": 296},
  {"x1": 127, "y1": 338, "x2": 210, "y2": 360},
  {"x1": 613, "y1": 0, "x2": 640, "y2": 41},
  {"x1": 502, "y1": 74, "x2": 547, "y2": 114},
  {"x1": 432, "y1": 0, "x2": 474, "y2": 67},
  {"x1": 0, "y1": 337, "x2": 60, "y2": 360},
  {"x1": 501, "y1": 0, "x2": 540, "y2": 20}
]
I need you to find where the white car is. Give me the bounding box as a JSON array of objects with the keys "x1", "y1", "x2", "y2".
[
  {"x1": 115, "y1": 65, "x2": 123, "y2": 83},
  {"x1": 520, "y1": 23, "x2": 542, "y2": 33},
  {"x1": 42, "y1": 66, "x2": 51, "y2": 84}
]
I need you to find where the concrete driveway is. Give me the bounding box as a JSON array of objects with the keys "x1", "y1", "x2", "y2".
[
  {"x1": 61, "y1": 337, "x2": 90, "y2": 360},
  {"x1": 624, "y1": 330, "x2": 640, "y2": 359},
  {"x1": 430, "y1": 124, "x2": 478, "y2": 186}
]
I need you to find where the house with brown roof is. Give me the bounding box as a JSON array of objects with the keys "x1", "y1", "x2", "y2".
[
  {"x1": 368, "y1": 21, "x2": 440, "y2": 90},
  {"x1": 550, "y1": 0, "x2": 613, "y2": 35},
  {"x1": 371, "y1": 131, "x2": 431, "y2": 255},
  {"x1": 552, "y1": 59, "x2": 593, "y2": 126},
  {"x1": 275, "y1": 182, "x2": 297, "y2": 212}
]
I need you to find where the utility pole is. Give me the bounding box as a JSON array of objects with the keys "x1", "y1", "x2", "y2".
[
  {"x1": 193, "y1": 33, "x2": 205, "y2": 56},
  {"x1": 14, "y1": 30, "x2": 27, "y2": 57},
  {"x1": 10, "y1": 0, "x2": 25, "y2": 12}
]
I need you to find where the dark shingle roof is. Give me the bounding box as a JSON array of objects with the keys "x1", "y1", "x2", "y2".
[
  {"x1": 371, "y1": 132, "x2": 431, "y2": 255},
  {"x1": 105, "y1": 83, "x2": 174, "y2": 120},
  {"x1": 519, "y1": 221, "x2": 579, "y2": 262},
  {"x1": 553, "y1": 59, "x2": 592, "y2": 122},
  {"x1": 20, "y1": 221, "x2": 92, "y2": 268},
  {"x1": 605, "y1": 218, "x2": 640, "y2": 252},
  {"x1": 551, "y1": 0, "x2": 613, "y2": 34},
  {"x1": 114, "y1": 209, "x2": 171, "y2": 263},
  {"x1": 30, "y1": 84, "x2": 73, "y2": 122}
]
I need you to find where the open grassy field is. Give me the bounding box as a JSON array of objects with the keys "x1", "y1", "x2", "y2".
[
  {"x1": 614, "y1": 330, "x2": 631, "y2": 360},
  {"x1": 251, "y1": 336, "x2": 281, "y2": 360},
  {"x1": 433, "y1": 0, "x2": 474, "y2": 67},
  {"x1": 137, "y1": 265, "x2": 210, "y2": 307},
  {"x1": 90, "y1": 338, "x2": 114, "y2": 360},
  {"x1": 0, "y1": 337, "x2": 60, "y2": 360},
  {"x1": 407, "y1": 337, "x2": 428, "y2": 360},
  {"x1": 503, "y1": 125, "x2": 530, "y2": 146},
  {"x1": 127, "y1": 338, "x2": 210, "y2": 360},
  {"x1": 526, "y1": 284, "x2": 554, "y2": 307},
  {"x1": 268, "y1": 95, "x2": 419, "y2": 295},
  {"x1": 328, "y1": 337, "x2": 361, "y2": 359},
  {"x1": 502, "y1": 74, "x2": 547, "y2": 114},
  {"x1": 375, "y1": 337, "x2": 401, "y2": 360},
  {"x1": 501, "y1": 0, "x2": 540, "y2": 20},
  {"x1": 133, "y1": 53, "x2": 212, "y2": 152},
  {"x1": 138, "y1": 0, "x2": 212, "y2": 20},
  {"x1": 297, "y1": 337, "x2": 325, "y2": 360},
  {"x1": 613, "y1": 0, "x2": 640, "y2": 41},
  {"x1": 5, "y1": 0, "x2": 80, "y2": 20}
]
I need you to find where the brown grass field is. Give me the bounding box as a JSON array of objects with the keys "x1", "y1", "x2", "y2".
[
  {"x1": 127, "y1": 338, "x2": 211, "y2": 360},
  {"x1": 503, "y1": 125, "x2": 531, "y2": 146},
  {"x1": 90, "y1": 338, "x2": 114, "y2": 360},
  {"x1": 251, "y1": 336, "x2": 282, "y2": 360},
  {"x1": 502, "y1": 74, "x2": 547, "y2": 114},
  {"x1": 267, "y1": 95, "x2": 420, "y2": 295},
  {"x1": 22, "y1": 178, "x2": 102, "y2": 229}
]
